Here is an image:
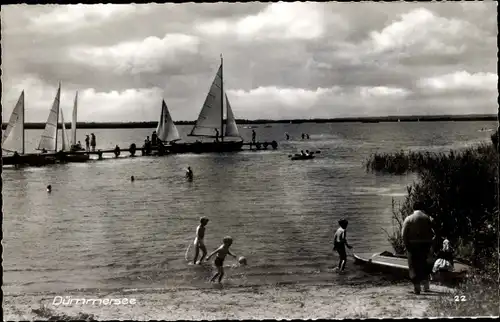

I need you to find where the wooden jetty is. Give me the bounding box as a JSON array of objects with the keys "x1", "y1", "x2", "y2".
[{"x1": 2, "y1": 140, "x2": 279, "y2": 166}]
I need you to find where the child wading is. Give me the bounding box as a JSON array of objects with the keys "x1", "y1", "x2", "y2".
[
  {"x1": 206, "y1": 236, "x2": 237, "y2": 283},
  {"x1": 193, "y1": 217, "x2": 209, "y2": 264},
  {"x1": 333, "y1": 219, "x2": 353, "y2": 272}
]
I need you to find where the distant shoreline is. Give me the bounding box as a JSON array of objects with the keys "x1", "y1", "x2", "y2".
[{"x1": 2, "y1": 114, "x2": 497, "y2": 130}]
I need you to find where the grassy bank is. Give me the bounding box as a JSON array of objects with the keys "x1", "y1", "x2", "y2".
[{"x1": 367, "y1": 130, "x2": 499, "y2": 316}]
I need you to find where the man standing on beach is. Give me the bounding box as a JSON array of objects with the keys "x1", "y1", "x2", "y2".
[{"x1": 401, "y1": 205, "x2": 435, "y2": 294}]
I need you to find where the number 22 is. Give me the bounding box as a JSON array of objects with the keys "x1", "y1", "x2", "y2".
[{"x1": 454, "y1": 295, "x2": 466, "y2": 302}]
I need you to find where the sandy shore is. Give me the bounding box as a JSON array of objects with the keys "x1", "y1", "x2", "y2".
[{"x1": 3, "y1": 282, "x2": 454, "y2": 320}]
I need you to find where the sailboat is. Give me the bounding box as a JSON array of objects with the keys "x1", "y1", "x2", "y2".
[
  {"x1": 2, "y1": 91, "x2": 25, "y2": 156},
  {"x1": 70, "y1": 91, "x2": 84, "y2": 151},
  {"x1": 168, "y1": 54, "x2": 243, "y2": 154},
  {"x1": 57, "y1": 107, "x2": 89, "y2": 163},
  {"x1": 156, "y1": 99, "x2": 180, "y2": 144},
  {"x1": 37, "y1": 83, "x2": 61, "y2": 154}
]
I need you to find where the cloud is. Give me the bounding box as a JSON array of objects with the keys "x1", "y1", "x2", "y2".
[
  {"x1": 196, "y1": 2, "x2": 326, "y2": 40},
  {"x1": 359, "y1": 86, "x2": 411, "y2": 98},
  {"x1": 27, "y1": 4, "x2": 140, "y2": 33},
  {"x1": 68, "y1": 34, "x2": 201, "y2": 75},
  {"x1": 417, "y1": 71, "x2": 498, "y2": 92}
]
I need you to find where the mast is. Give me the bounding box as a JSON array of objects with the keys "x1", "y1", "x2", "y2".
[
  {"x1": 22, "y1": 90, "x2": 25, "y2": 155},
  {"x1": 220, "y1": 53, "x2": 224, "y2": 142},
  {"x1": 55, "y1": 82, "x2": 60, "y2": 152}
]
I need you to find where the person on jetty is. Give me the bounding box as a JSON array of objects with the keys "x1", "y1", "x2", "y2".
[
  {"x1": 193, "y1": 217, "x2": 209, "y2": 264},
  {"x1": 306, "y1": 134, "x2": 310, "y2": 139},
  {"x1": 152, "y1": 131, "x2": 158, "y2": 146},
  {"x1": 47, "y1": 185, "x2": 52, "y2": 193},
  {"x1": 252, "y1": 129, "x2": 256, "y2": 144},
  {"x1": 206, "y1": 236, "x2": 237, "y2": 283},
  {"x1": 432, "y1": 237, "x2": 454, "y2": 275},
  {"x1": 214, "y1": 128, "x2": 220, "y2": 143},
  {"x1": 333, "y1": 219, "x2": 353, "y2": 272},
  {"x1": 90, "y1": 133, "x2": 96, "y2": 152},
  {"x1": 301, "y1": 133, "x2": 305, "y2": 140},
  {"x1": 85, "y1": 135, "x2": 90, "y2": 152},
  {"x1": 130, "y1": 176, "x2": 135, "y2": 182},
  {"x1": 401, "y1": 206, "x2": 435, "y2": 294},
  {"x1": 186, "y1": 166, "x2": 193, "y2": 181}
]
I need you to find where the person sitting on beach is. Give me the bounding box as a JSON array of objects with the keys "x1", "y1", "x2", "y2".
[
  {"x1": 401, "y1": 204, "x2": 435, "y2": 294},
  {"x1": 193, "y1": 217, "x2": 209, "y2": 264},
  {"x1": 432, "y1": 237, "x2": 454, "y2": 274},
  {"x1": 206, "y1": 236, "x2": 237, "y2": 283},
  {"x1": 186, "y1": 166, "x2": 193, "y2": 181},
  {"x1": 333, "y1": 219, "x2": 353, "y2": 272}
]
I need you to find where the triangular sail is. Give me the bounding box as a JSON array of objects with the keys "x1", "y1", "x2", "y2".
[
  {"x1": 60, "y1": 109, "x2": 70, "y2": 151},
  {"x1": 37, "y1": 84, "x2": 61, "y2": 151},
  {"x1": 189, "y1": 65, "x2": 223, "y2": 137},
  {"x1": 2, "y1": 91, "x2": 25, "y2": 154},
  {"x1": 224, "y1": 94, "x2": 240, "y2": 138},
  {"x1": 71, "y1": 91, "x2": 78, "y2": 146},
  {"x1": 157, "y1": 100, "x2": 180, "y2": 142}
]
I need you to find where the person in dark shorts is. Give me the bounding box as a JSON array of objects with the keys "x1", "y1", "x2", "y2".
[
  {"x1": 206, "y1": 236, "x2": 237, "y2": 283},
  {"x1": 402, "y1": 206, "x2": 435, "y2": 294},
  {"x1": 333, "y1": 219, "x2": 353, "y2": 272}
]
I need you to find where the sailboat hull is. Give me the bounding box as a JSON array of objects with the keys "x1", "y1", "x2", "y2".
[
  {"x1": 2, "y1": 153, "x2": 58, "y2": 166},
  {"x1": 167, "y1": 141, "x2": 243, "y2": 154}
]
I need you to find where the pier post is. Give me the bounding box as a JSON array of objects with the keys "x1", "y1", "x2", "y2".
[{"x1": 97, "y1": 150, "x2": 103, "y2": 160}]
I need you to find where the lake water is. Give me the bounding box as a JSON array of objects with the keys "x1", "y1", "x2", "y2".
[{"x1": 2, "y1": 121, "x2": 496, "y2": 296}]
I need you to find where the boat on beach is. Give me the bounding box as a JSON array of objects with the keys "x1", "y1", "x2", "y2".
[
  {"x1": 353, "y1": 251, "x2": 471, "y2": 284},
  {"x1": 290, "y1": 154, "x2": 315, "y2": 160},
  {"x1": 166, "y1": 54, "x2": 244, "y2": 154}
]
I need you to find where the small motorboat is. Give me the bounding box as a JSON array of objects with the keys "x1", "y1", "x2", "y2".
[
  {"x1": 353, "y1": 251, "x2": 471, "y2": 284},
  {"x1": 290, "y1": 154, "x2": 315, "y2": 160}
]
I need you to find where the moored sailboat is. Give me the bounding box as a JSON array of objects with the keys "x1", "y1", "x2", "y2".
[
  {"x1": 168, "y1": 54, "x2": 243, "y2": 153},
  {"x1": 2, "y1": 90, "x2": 25, "y2": 156}
]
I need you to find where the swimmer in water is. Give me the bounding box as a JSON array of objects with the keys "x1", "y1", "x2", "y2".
[
  {"x1": 206, "y1": 236, "x2": 237, "y2": 283},
  {"x1": 47, "y1": 185, "x2": 52, "y2": 193},
  {"x1": 193, "y1": 217, "x2": 209, "y2": 264},
  {"x1": 130, "y1": 176, "x2": 135, "y2": 182},
  {"x1": 186, "y1": 166, "x2": 193, "y2": 180}
]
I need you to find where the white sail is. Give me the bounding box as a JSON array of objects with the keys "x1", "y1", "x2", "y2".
[
  {"x1": 2, "y1": 91, "x2": 25, "y2": 154},
  {"x1": 157, "y1": 100, "x2": 180, "y2": 142},
  {"x1": 224, "y1": 94, "x2": 240, "y2": 138},
  {"x1": 189, "y1": 64, "x2": 223, "y2": 137},
  {"x1": 71, "y1": 91, "x2": 78, "y2": 146},
  {"x1": 60, "y1": 109, "x2": 70, "y2": 151},
  {"x1": 37, "y1": 84, "x2": 61, "y2": 152}
]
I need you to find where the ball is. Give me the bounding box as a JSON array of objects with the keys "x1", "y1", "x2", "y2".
[{"x1": 238, "y1": 256, "x2": 247, "y2": 266}]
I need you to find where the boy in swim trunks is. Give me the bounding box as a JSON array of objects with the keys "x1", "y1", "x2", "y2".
[
  {"x1": 206, "y1": 236, "x2": 237, "y2": 283},
  {"x1": 193, "y1": 217, "x2": 209, "y2": 264},
  {"x1": 333, "y1": 219, "x2": 352, "y2": 272}
]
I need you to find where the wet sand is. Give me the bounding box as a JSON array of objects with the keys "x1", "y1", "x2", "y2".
[{"x1": 3, "y1": 283, "x2": 453, "y2": 320}]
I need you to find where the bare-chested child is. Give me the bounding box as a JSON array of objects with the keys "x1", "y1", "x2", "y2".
[
  {"x1": 193, "y1": 217, "x2": 209, "y2": 264},
  {"x1": 206, "y1": 236, "x2": 237, "y2": 283}
]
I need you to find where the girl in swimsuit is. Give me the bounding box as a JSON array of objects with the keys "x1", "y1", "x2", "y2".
[{"x1": 206, "y1": 236, "x2": 237, "y2": 283}]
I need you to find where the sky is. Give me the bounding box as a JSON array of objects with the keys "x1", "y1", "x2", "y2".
[{"x1": 1, "y1": 2, "x2": 498, "y2": 122}]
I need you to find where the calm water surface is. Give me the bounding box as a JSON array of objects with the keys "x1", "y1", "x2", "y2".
[{"x1": 2, "y1": 121, "x2": 496, "y2": 295}]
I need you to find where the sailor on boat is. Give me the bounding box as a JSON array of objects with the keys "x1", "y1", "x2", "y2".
[
  {"x1": 305, "y1": 150, "x2": 311, "y2": 156},
  {"x1": 215, "y1": 129, "x2": 220, "y2": 143},
  {"x1": 152, "y1": 131, "x2": 158, "y2": 146},
  {"x1": 301, "y1": 150, "x2": 306, "y2": 156},
  {"x1": 85, "y1": 135, "x2": 90, "y2": 152}
]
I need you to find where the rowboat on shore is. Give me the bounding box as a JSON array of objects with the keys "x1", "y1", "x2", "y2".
[
  {"x1": 353, "y1": 251, "x2": 471, "y2": 284},
  {"x1": 290, "y1": 154, "x2": 315, "y2": 160}
]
